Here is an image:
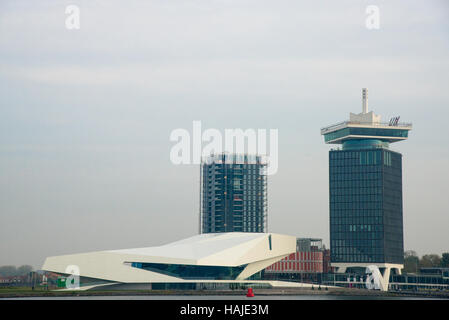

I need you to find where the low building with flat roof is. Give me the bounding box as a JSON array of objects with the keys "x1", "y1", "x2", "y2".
[{"x1": 263, "y1": 238, "x2": 331, "y2": 283}]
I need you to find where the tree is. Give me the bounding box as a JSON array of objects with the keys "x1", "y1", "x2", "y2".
[
  {"x1": 0, "y1": 265, "x2": 33, "y2": 277},
  {"x1": 419, "y1": 254, "x2": 441, "y2": 268},
  {"x1": 441, "y1": 253, "x2": 449, "y2": 268},
  {"x1": 17, "y1": 265, "x2": 33, "y2": 276},
  {"x1": 403, "y1": 250, "x2": 419, "y2": 273},
  {"x1": 0, "y1": 265, "x2": 17, "y2": 277}
]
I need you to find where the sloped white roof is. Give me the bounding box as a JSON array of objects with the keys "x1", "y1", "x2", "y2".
[
  {"x1": 42, "y1": 232, "x2": 296, "y2": 283},
  {"x1": 108, "y1": 232, "x2": 265, "y2": 261}
]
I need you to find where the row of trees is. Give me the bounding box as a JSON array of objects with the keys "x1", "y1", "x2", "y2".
[
  {"x1": 0, "y1": 265, "x2": 33, "y2": 277},
  {"x1": 403, "y1": 251, "x2": 449, "y2": 274}
]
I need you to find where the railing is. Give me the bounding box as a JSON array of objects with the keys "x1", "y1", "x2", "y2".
[{"x1": 321, "y1": 120, "x2": 413, "y2": 134}]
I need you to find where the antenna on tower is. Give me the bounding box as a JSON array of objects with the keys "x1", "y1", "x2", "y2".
[{"x1": 362, "y1": 88, "x2": 368, "y2": 114}]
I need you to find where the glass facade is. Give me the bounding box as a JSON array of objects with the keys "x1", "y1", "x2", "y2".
[
  {"x1": 201, "y1": 154, "x2": 267, "y2": 233},
  {"x1": 130, "y1": 262, "x2": 247, "y2": 280},
  {"x1": 329, "y1": 148, "x2": 404, "y2": 264},
  {"x1": 324, "y1": 127, "x2": 409, "y2": 143}
]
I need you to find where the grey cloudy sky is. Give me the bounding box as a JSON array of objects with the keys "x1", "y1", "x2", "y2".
[{"x1": 0, "y1": 0, "x2": 448, "y2": 269}]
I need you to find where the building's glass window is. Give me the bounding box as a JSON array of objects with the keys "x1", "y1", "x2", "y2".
[
  {"x1": 328, "y1": 148, "x2": 403, "y2": 264},
  {"x1": 324, "y1": 127, "x2": 408, "y2": 143},
  {"x1": 131, "y1": 262, "x2": 248, "y2": 280}
]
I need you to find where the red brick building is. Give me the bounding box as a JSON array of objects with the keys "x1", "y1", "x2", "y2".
[{"x1": 264, "y1": 238, "x2": 331, "y2": 282}]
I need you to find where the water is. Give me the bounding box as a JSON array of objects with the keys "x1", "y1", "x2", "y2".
[{"x1": 2, "y1": 295, "x2": 440, "y2": 300}]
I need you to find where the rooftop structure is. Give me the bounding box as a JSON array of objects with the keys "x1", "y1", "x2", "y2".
[{"x1": 321, "y1": 88, "x2": 412, "y2": 148}]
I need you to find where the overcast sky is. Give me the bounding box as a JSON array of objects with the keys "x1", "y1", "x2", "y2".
[{"x1": 1, "y1": 0, "x2": 448, "y2": 269}]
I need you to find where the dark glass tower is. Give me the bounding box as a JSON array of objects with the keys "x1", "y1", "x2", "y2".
[
  {"x1": 200, "y1": 154, "x2": 267, "y2": 233},
  {"x1": 321, "y1": 89, "x2": 412, "y2": 270}
]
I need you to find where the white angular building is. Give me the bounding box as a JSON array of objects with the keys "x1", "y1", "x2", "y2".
[{"x1": 42, "y1": 232, "x2": 302, "y2": 290}]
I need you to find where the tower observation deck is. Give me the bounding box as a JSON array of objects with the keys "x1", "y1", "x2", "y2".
[{"x1": 321, "y1": 88, "x2": 412, "y2": 150}]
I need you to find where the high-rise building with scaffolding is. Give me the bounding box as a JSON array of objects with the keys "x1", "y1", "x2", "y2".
[{"x1": 200, "y1": 154, "x2": 267, "y2": 233}]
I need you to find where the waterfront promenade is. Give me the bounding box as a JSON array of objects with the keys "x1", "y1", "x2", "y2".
[{"x1": 1, "y1": 287, "x2": 448, "y2": 300}]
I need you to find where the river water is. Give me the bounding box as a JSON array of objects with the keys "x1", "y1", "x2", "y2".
[{"x1": 2, "y1": 295, "x2": 440, "y2": 300}]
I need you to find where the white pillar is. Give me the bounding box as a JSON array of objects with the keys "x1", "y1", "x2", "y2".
[
  {"x1": 380, "y1": 267, "x2": 391, "y2": 292},
  {"x1": 362, "y1": 88, "x2": 368, "y2": 114}
]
